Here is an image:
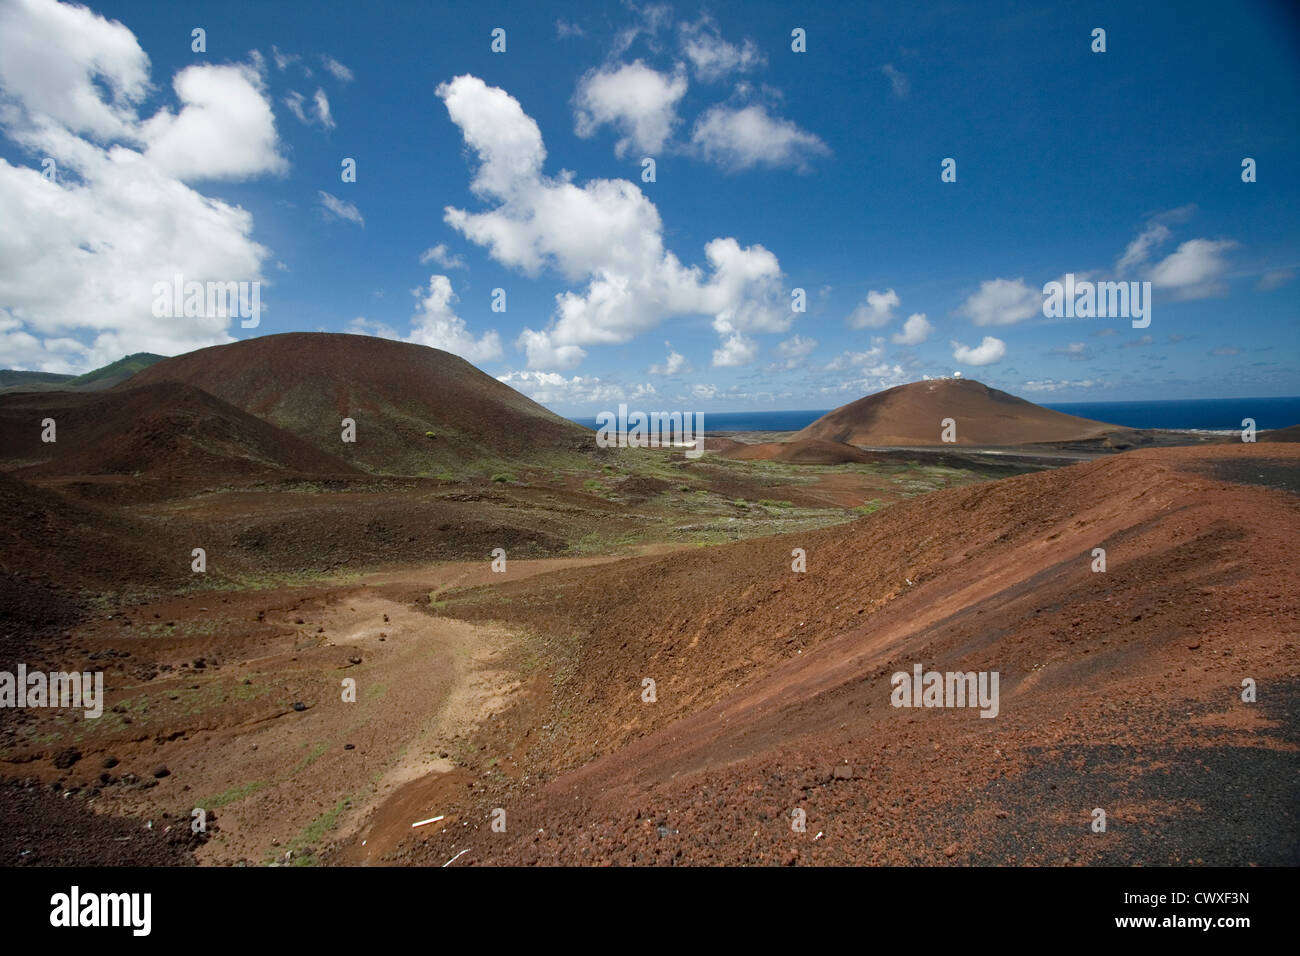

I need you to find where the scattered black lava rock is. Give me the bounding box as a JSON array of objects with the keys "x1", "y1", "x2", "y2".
[
  {"x1": 52, "y1": 749, "x2": 81, "y2": 770},
  {"x1": 0, "y1": 780, "x2": 199, "y2": 866}
]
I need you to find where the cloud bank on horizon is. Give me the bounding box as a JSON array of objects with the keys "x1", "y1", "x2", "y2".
[{"x1": 0, "y1": 0, "x2": 1296, "y2": 411}]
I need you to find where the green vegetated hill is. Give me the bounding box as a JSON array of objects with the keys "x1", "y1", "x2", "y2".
[
  {"x1": 68, "y1": 352, "x2": 167, "y2": 389},
  {"x1": 0, "y1": 353, "x2": 166, "y2": 394},
  {"x1": 0, "y1": 370, "x2": 74, "y2": 389}
]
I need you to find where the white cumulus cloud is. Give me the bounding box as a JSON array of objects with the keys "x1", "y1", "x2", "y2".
[
  {"x1": 419, "y1": 244, "x2": 466, "y2": 269},
  {"x1": 436, "y1": 74, "x2": 789, "y2": 371},
  {"x1": 143, "y1": 64, "x2": 288, "y2": 180},
  {"x1": 959, "y1": 278, "x2": 1039, "y2": 326},
  {"x1": 951, "y1": 335, "x2": 1007, "y2": 366},
  {"x1": 348, "y1": 275, "x2": 502, "y2": 364},
  {"x1": 773, "y1": 333, "x2": 816, "y2": 369},
  {"x1": 826, "y1": 338, "x2": 886, "y2": 371},
  {"x1": 649, "y1": 341, "x2": 688, "y2": 376},
  {"x1": 678, "y1": 16, "x2": 764, "y2": 81},
  {"x1": 712, "y1": 332, "x2": 759, "y2": 368},
  {"x1": 406, "y1": 274, "x2": 502, "y2": 362},
  {"x1": 690, "y1": 103, "x2": 829, "y2": 172},
  {"x1": 0, "y1": 0, "x2": 150, "y2": 139},
  {"x1": 574, "y1": 60, "x2": 687, "y2": 157},
  {"x1": 0, "y1": 0, "x2": 284, "y2": 371},
  {"x1": 891, "y1": 312, "x2": 932, "y2": 345},
  {"x1": 847, "y1": 289, "x2": 899, "y2": 329},
  {"x1": 1149, "y1": 238, "x2": 1237, "y2": 300},
  {"x1": 497, "y1": 369, "x2": 651, "y2": 407}
]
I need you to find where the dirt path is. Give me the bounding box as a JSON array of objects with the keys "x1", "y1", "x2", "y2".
[
  {"x1": 327, "y1": 550, "x2": 699, "y2": 864},
  {"x1": 188, "y1": 555, "x2": 657, "y2": 865},
  {"x1": 1, "y1": 551, "x2": 676, "y2": 866}
]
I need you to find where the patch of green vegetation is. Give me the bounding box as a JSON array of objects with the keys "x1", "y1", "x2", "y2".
[
  {"x1": 274, "y1": 796, "x2": 352, "y2": 866},
  {"x1": 66, "y1": 352, "x2": 165, "y2": 387},
  {"x1": 286, "y1": 741, "x2": 329, "y2": 777},
  {"x1": 518, "y1": 648, "x2": 543, "y2": 674},
  {"x1": 221, "y1": 568, "x2": 363, "y2": 592},
  {"x1": 600, "y1": 445, "x2": 700, "y2": 482},
  {"x1": 169, "y1": 677, "x2": 269, "y2": 717},
  {"x1": 536, "y1": 630, "x2": 584, "y2": 689},
  {"x1": 199, "y1": 780, "x2": 266, "y2": 809},
  {"x1": 757, "y1": 499, "x2": 793, "y2": 509},
  {"x1": 852, "y1": 499, "x2": 885, "y2": 516},
  {"x1": 568, "y1": 528, "x2": 643, "y2": 555},
  {"x1": 140, "y1": 618, "x2": 226, "y2": 639},
  {"x1": 452, "y1": 737, "x2": 480, "y2": 767}
]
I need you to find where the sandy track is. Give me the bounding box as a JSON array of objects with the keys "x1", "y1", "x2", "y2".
[{"x1": 0, "y1": 554, "x2": 649, "y2": 865}]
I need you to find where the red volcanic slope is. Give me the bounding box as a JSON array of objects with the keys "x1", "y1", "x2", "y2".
[
  {"x1": 795, "y1": 378, "x2": 1124, "y2": 446},
  {"x1": 401, "y1": 443, "x2": 1299, "y2": 866},
  {"x1": 0, "y1": 471, "x2": 190, "y2": 645},
  {"x1": 0, "y1": 382, "x2": 359, "y2": 478},
  {"x1": 125, "y1": 333, "x2": 593, "y2": 474}
]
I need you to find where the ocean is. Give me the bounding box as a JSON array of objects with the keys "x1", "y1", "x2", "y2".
[{"x1": 567, "y1": 397, "x2": 1300, "y2": 433}]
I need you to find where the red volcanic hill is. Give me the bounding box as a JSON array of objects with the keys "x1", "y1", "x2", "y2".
[
  {"x1": 0, "y1": 382, "x2": 359, "y2": 479},
  {"x1": 124, "y1": 333, "x2": 593, "y2": 475},
  {"x1": 0, "y1": 471, "x2": 190, "y2": 645},
  {"x1": 794, "y1": 378, "x2": 1124, "y2": 446},
  {"x1": 411, "y1": 443, "x2": 1300, "y2": 866}
]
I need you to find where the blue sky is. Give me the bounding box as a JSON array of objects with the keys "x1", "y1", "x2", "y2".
[{"x1": 0, "y1": 0, "x2": 1297, "y2": 413}]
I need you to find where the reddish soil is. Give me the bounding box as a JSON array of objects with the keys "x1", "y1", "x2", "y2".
[
  {"x1": 795, "y1": 378, "x2": 1129, "y2": 446},
  {"x1": 0, "y1": 471, "x2": 189, "y2": 664},
  {"x1": 348, "y1": 443, "x2": 1300, "y2": 866},
  {"x1": 0, "y1": 552, "x2": 667, "y2": 866}
]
